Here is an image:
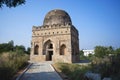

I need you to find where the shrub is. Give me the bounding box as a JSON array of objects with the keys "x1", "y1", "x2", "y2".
[
  {"x1": 54, "y1": 63, "x2": 91, "y2": 80},
  {"x1": 91, "y1": 55, "x2": 120, "y2": 79},
  {"x1": 0, "y1": 52, "x2": 29, "y2": 80}
]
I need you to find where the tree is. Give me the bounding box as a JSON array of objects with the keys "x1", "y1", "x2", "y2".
[
  {"x1": 26, "y1": 47, "x2": 31, "y2": 55},
  {"x1": 80, "y1": 50, "x2": 84, "y2": 56},
  {"x1": 106, "y1": 46, "x2": 114, "y2": 55},
  {"x1": 0, "y1": 40, "x2": 30, "y2": 55},
  {"x1": 94, "y1": 46, "x2": 107, "y2": 58},
  {"x1": 8, "y1": 40, "x2": 14, "y2": 51},
  {"x1": 94, "y1": 46, "x2": 115, "y2": 58},
  {"x1": 79, "y1": 50, "x2": 88, "y2": 60},
  {"x1": 14, "y1": 45, "x2": 26, "y2": 54},
  {"x1": 0, "y1": 40, "x2": 14, "y2": 53},
  {"x1": 115, "y1": 48, "x2": 120, "y2": 55},
  {"x1": 0, "y1": 0, "x2": 25, "y2": 8},
  {"x1": 14, "y1": 45, "x2": 25, "y2": 51}
]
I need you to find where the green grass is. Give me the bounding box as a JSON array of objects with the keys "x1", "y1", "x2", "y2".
[{"x1": 0, "y1": 52, "x2": 29, "y2": 80}]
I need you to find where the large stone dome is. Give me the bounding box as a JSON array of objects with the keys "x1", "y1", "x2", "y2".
[{"x1": 43, "y1": 9, "x2": 72, "y2": 26}]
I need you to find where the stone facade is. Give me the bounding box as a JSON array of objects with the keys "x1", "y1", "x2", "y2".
[{"x1": 30, "y1": 9, "x2": 79, "y2": 63}]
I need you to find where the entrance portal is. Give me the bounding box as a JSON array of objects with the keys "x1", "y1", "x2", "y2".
[
  {"x1": 44, "y1": 40, "x2": 53, "y2": 61},
  {"x1": 46, "y1": 51, "x2": 53, "y2": 61}
]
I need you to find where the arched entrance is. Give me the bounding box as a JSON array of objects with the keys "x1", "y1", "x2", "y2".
[{"x1": 43, "y1": 40, "x2": 53, "y2": 61}]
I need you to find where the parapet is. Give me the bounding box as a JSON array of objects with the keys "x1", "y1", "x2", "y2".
[{"x1": 32, "y1": 23, "x2": 71, "y2": 31}]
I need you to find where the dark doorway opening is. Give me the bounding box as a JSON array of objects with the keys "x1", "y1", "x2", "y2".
[{"x1": 46, "y1": 51, "x2": 53, "y2": 61}]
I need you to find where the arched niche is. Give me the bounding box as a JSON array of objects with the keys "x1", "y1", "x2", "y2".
[
  {"x1": 60, "y1": 44, "x2": 66, "y2": 55},
  {"x1": 34, "y1": 45, "x2": 39, "y2": 55}
]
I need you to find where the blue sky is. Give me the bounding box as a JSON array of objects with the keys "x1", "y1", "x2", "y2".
[{"x1": 0, "y1": 0, "x2": 120, "y2": 49}]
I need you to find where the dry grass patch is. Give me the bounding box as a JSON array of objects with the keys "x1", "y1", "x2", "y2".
[
  {"x1": 53, "y1": 62, "x2": 91, "y2": 80},
  {"x1": 0, "y1": 52, "x2": 29, "y2": 80}
]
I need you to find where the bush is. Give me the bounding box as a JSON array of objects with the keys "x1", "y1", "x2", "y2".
[
  {"x1": 91, "y1": 55, "x2": 120, "y2": 79},
  {"x1": 0, "y1": 52, "x2": 29, "y2": 80},
  {"x1": 54, "y1": 63, "x2": 91, "y2": 80}
]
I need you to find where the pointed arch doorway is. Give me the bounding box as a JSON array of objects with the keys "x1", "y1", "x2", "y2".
[{"x1": 43, "y1": 40, "x2": 53, "y2": 61}]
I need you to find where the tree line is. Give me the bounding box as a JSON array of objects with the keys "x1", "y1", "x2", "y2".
[
  {"x1": 80, "y1": 46, "x2": 120, "y2": 60},
  {"x1": 0, "y1": 40, "x2": 30, "y2": 54},
  {"x1": 94, "y1": 46, "x2": 120, "y2": 58}
]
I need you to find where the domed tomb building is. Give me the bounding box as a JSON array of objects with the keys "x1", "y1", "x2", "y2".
[{"x1": 30, "y1": 9, "x2": 79, "y2": 63}]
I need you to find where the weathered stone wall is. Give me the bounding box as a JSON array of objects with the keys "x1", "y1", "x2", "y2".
[
  {"x1": 71, "y1": 26, "x2": 80, "y2": 62},
  {"x1": 30, "y1": 24, "x2": 73, "y2": 63}
]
